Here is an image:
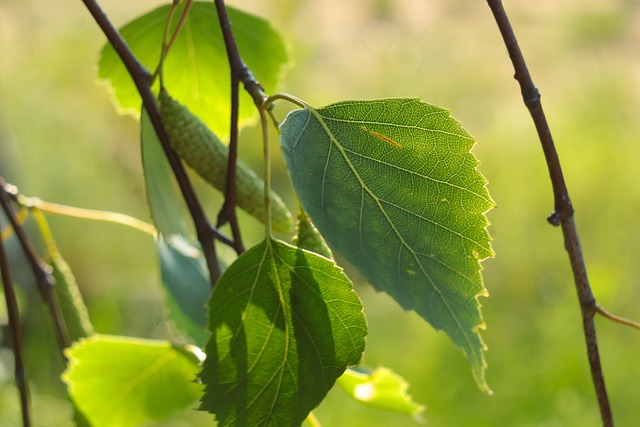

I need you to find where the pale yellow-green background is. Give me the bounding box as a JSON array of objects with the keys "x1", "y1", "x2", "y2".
[{"x1": 1, "y1": 0, "x2": 639, "y2": 425}]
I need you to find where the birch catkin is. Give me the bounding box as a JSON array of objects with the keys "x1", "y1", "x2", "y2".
[{"x1": 159, "y1": 89, "x2": 292, "y2": 232}]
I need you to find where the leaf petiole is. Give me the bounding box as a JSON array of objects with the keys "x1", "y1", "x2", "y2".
[
  {"x1": 263, "y1": 92, "x2": 308, "y2": 110},
  {"x1": 259, "y1": 107, "x2": 273, "y2": 236}
]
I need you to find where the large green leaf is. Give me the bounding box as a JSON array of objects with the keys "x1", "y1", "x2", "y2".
[
  {"x1": 141, "y1": 107, "x2": 211, "y2": 345},
  {"x1": 199, "y1": 238, "x2": 367, "y2": 426},
  {"x1": 279, "y1": 98, "x2": 494, "y2": 391},
  {"x1": 62, "y1": 335, "x2": 204, "y2": 427},
  {"x1": 99, "y1": 2, "x2": 289, "y2": 137}
]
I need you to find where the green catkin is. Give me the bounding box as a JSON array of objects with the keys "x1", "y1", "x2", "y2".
[
  {"x1": 158, "y1": 89, "x2": 293, "y2": 233},
  {"x1": 291, "y1": 206, "x2": 333, "y2": 260}
]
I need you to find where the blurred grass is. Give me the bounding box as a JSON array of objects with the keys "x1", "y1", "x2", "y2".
[{"x1": 1, "y1": 0, "x2": 640, "y2": 425}]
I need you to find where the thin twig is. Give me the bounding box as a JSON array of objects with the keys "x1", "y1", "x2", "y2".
[
  {"x1": 80, "y1": 0, "x2": 223, "y2": 284},
  {"x1": 0, "y1": 179, "x2": 71, "y2": 354},
  {"x1": 213, "y1": 0, "x2": 276, "y2": 251},
  {"x1": 217, "y1": 74, "x2": 245, "y2": 254},
  {"x1": 213, "y1": 0, "x2": 259, "y2": 254},
  {"x1": 485, "y1": 1, "x2": 612, "y2": 425},
  {"x1": 23, "y1": 197, "x2": 156, "y2": 237},
  {"x1": 155, "y1": 0, "x2": 193, "y2": 84},
  {"x1": 595, "y1": 305, "x2": 640, "y2": 331},
  {"x1": 0, "y1": 213, "x2": 31, "y2": 427}
]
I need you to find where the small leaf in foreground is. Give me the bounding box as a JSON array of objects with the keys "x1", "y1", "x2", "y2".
[
  {"x1": 200, "y1": 238, "x2": 367, "y2": 426},
  {"x1": 279, "y1": 98, "x2": 494, "y2": 391},
  {"x1": 62, "y1": 335, "x2": 203, "y2": 427},
  {"x1": 337, "y1": 367, "x2": 425, "y2": 420}
]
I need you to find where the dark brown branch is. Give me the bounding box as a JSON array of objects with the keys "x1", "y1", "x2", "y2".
[
  {"x1": 80, "y1": 0, "x2": 232, "y2": 284},
  {"x1": 213, "y1": 0, "x2": 269, "y2": 255},
  {"x1": 485, "y1": 1, "x2": 612, "y2": 425},
  {"x1": 213, "y1": 0, "x2": 266, "y2": 106},
  {"x1": 0, "y1": 180, "x2": 70, "y2": 353},
  {"x1": 0, "y1": 208, "x2": 31, "y2": 427},
  {"x1": 216, "y1": 74, "x2": 245, "y2": 254}
]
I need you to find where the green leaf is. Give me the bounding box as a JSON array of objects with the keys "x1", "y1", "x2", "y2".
[
  {"x1": 99, "y1": 2, "x2": 289, "y2": 138},
  {"x1": 62, "y1": 335, "x2": 204, "y2": 427},
  {"x1": 279, "y1": 98, "x2": 494, "y2": 391},
  {"x1": 199, "y1": 238, "x2": 367, "y2": 426},
  {"x1": 157, "y1": 235, "x2": 211, "y2": 346},
  {"x1": 141, "y1": 106, "x2": 211, "y2": 345},
  {"x1": 337, "y1": 367, "x2": 425, "y2": 419}
]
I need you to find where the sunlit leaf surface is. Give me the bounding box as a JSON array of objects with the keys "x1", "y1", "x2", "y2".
[
  {"x1": 63, "y1": 335, "x2": 203, "y2": 427},
  {"x1": 200, "y1": 238, "x2": 367, "y2": 426},
  {"x1": 337, "y1": 367, "x2": 425, "y2": 419},
  {"x1": 280, "y1": 98, "x2": 494, "y2": 391},
  {"x1": 99, "y1": 2, "x2": 289, "y2": 138}
]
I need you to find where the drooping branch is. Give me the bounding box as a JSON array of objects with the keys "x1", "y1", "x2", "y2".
[
  {"x1": 485, "y1": 1, "x2": 612, "y2": 425},
  {"x1": 0, "y1": 203, "x2": 32, "y2": 427},
  {"x1": 1, "y1": 180, "x2": 70, "y2": 354},
  {"x1": 80, "y1": 0, "x2": 238, "y2": 285},
  {"x1": 216, "y1": 74, "x2": 245, "y2": 254}
]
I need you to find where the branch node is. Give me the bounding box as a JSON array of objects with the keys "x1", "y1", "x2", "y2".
[
  {"x1": 522, "y1": 85, "x2": 540, "y2": 109},
  {"x1": 547, "y1": 200, "x2": 574, "y2": 226},
  {"x1": 547, "y1": 211, "x2": 561, "y2": 226},
  {"x1": 582, "y1": 297, "x2": 598, "y2": 316}
]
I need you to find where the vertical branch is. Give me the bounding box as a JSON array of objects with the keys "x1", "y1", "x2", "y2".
[
  {"x1": 485, "y1": 1, "x2": 612, "y2": 425},
  {"x1": 213, "y1": 0, "x2": 267, "y2": 254},
  {"x1": 0, "y1": 181, "x2": 70, "y2": 354},
  {"x1": 0, "y1": 215, "x2": 31, "y2": 427},
  {"x1": 213, "y1": 0, "x2": 266, "y2": 106},
  {"x1": 217, "y1": 74, "x2": 245, "y2": 254},
  {"x1": 80, "y1": 0, "x2": 226, "y2": 284}
]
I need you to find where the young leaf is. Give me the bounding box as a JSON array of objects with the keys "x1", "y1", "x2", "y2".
[
  {"x1": 63, "y1": 335, "x2": 204, "y2": 427},
  {"x1": 99, "y1": 2, "x2": 289, "y2": 138},
  {"x1": 279, "y1": 98, "x2": 494, "y2": 391},
  {"x1": 337, "y1": 367, "x2": 425, "y2": 419},
  {"x1": 199, "y1": 238, "x2": 367, "y2": 426}
]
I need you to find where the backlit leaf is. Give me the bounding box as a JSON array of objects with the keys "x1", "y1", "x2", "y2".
[
  {"x1": 63, "y1": 335, "x2": 204, "y2": 427},
  {"x1": 337, "y1": 367, "x2": 425, "y2": 419},
  {"x1": 279, "y1": 98, "x2": 494, "y2": 391},
  {"x1": 199, "y1": 238, "x2": 367, "y2": 426},
  {"x1": 99, "y1": 2, "x2": 289, "y2": 138}
]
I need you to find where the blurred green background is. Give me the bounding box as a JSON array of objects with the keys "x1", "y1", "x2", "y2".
[{"x1": 1, "y1": 0, "x2": 639, "y2": 425}]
